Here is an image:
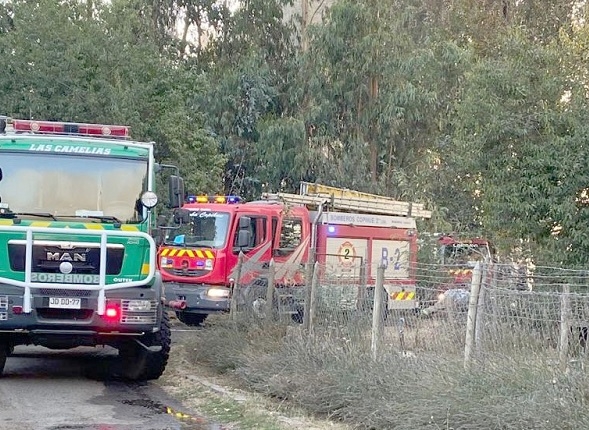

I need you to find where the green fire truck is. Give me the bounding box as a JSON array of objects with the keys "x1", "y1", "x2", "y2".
[{"x1": 0, "y1": 117, "x2": 183, "y2": 380}]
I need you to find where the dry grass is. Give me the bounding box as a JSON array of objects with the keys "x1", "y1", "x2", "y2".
[
  {"x1": 184, "y1": 310, "x2": 589, "y2": 430},
  {"x1": 182, "y1": 264, "x2": 589, "y2": 429}
]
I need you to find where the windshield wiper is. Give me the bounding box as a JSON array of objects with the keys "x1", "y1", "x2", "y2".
[
  {"x1": 69, "y1": 214, "x2": 122, "y2": 224},
  {"x1": 0, "y1": 211, "x2": 58, "y2": 220}
]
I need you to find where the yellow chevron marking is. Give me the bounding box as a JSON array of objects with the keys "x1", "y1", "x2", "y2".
[
  {"x1": 30, "y1": 221, "x2": 52, "y2": 227},
  {"x1": 85, "y1": 224, "x2": 104, "y2": 230},
  {"x1": 169, "y1": 249, "x2": 178, "y2": 257},
  {"x1": 205, "y1": 250, "x2": 214, "y2": 259},
  {"x1": 141, "y1": 263, "x2": 150, "y2": 275},
  {"x1": 161, "y1": 248, "x2": 169, "y2": 256},
  {"x1": 196, "y1": 250, "x2": 205, "y2": 258},
  {"x1": 391, "y1": 291, "x2": 415, "y2": 300},
  {"x1": 186, "y1": 250, "x2": 195, "y2": 258},
  {"x1": 0, "y1": 220, "x2": 140, "y2": 230},
  {"x1": 177, "y1": 250, "x2": 186, "y2": 257}
]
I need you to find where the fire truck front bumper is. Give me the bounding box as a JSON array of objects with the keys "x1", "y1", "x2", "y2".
[
  {"x1": 163, "y1": 283, "x2": 231, "y2": 314},
  {"x1": 0, "y1": 285, "x2": 161, "y2": 348}
]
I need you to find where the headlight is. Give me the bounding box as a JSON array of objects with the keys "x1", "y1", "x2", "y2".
[
  {"x1": 207, "y1": 288, "x2": 230, "y2": 298},
  {"x1": 205, "y1": 259, "x2": 213, "y2": 270},
  {"x1": 141, "y1": 191, "x2": 158, "y2": 209},
  {"x1": 125, "y1": 300, "x2": 152, "y2": 312},
  {"x1": 160, "y1": 257, "x2": 172, "y2": 268}
]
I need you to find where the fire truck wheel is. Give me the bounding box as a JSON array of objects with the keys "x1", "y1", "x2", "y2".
[
  {"x1": 0, "y1": 342, "x2": 8, "y2": 376},
  {"x1": 291, "y1": 308, "x2": 304, "y2": 324},
  {"x1": 118, "y1": 310, "x2": 171, "y2": 381},
  {"x1": 175, "y1": 311, "x2": 207, "y2": 326},
  {"x1": 362, "y1": 287, "x2": 389, "y2": 321}
]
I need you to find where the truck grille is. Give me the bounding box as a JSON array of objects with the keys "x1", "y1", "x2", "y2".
[
  {"x1": 121, "y1": 299, "x2": 158, "y2": 324},
  {"x1": 0, "y1": 296, "x2": 7, "y2": 320},
  {"x1": 38, "y1": 288, "x2": 94, "y2": 297},
  {"x1": 8, "y1": 241, "x2": 124, "y2": 276},
  {"x1": 169, "y1": 268, "x2": 208, "y2": 277}
]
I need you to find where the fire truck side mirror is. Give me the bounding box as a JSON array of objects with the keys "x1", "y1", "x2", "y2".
[
  {"x1": 237, "y1": 230, "x2": 251, "y2": 248},
  {"x1": 238, "y1": 216, "x2": 251, "y2": 229},
  {"x1": 173, "y1": 209, "x2": 191, "y2": 225},
  {"x1": 168, "y1": 175, "x2": 185, "y2": 208},
  {"x1": 237, "y1": 216, "x2": 252, "y2": 248}
]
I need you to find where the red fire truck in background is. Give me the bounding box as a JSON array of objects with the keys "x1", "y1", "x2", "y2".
[
  {"x1": 437, "y1": 235, "x2": 495, "y2": 288},
  {"x1": 159, "y1": 183, "x2": 431, "y2": 325}
]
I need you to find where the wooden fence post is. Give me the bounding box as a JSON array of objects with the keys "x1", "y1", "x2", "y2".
[
  {"x1": 303, "y1": 249, "x2": 316, "y2": 331},
  {"x1": 357, "y1": 261, "x2": 367, "y2": 309},
  {"x1": 464, "y1": 262, "x2": 482, "y2": 371},
  {"x1": 559, "y1": 284, "x2": 572, "y2": 372},
  {"x1": 230, "y1": 252, "x2": 244, "y2": 321},
  {"x1": 265, "y1": 258, "x2": 276, "y2": 320},
  {"x1": 309, "y1": 261, "x2": 320, "y2": 334},
  {"x1": 371, "y1": 264, "x2": 386, "y2": 361},
  {"x1": 490, "y1": 264, "x2": 499, "y2": 330},
  {"x1": 474, "y1": 263, "x2": 488, "y2": 360}
]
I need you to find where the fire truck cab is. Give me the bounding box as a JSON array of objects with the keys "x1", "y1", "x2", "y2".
[{"x1": 159, "y1": 196, "x2": 311, "y2": 325}]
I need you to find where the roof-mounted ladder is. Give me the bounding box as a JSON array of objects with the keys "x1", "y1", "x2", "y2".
[{"x1": 261, "y1": 182, "x2": 432, "y2": 219}]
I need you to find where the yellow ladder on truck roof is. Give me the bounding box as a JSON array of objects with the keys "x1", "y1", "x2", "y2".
[{"x1": 261, "y1": 182, "x2": 432, "y2": 219}]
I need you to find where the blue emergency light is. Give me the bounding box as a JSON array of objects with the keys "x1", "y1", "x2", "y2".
[{"x1": 185, "y1": 195, "x2": 242, "y2": 204}]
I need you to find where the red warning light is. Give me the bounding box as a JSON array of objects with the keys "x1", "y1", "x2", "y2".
[
  {"x1": 12, "y1": 119, "x2": 130, "y2": 139},
  {"x1": 104, "y1": 304, "x2": 120, "y2": 321}
]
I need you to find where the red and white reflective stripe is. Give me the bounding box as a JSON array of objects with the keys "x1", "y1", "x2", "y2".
[{"x1": 12, "y1": 120, "x2": 130, "y2": 138}]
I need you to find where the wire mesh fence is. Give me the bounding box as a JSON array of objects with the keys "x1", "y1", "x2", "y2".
[
  {"x1": 227, "y1": 260, "x2": 589, "y2": 364},
  {"x1": 212, "y1": 259, "x2": 589, "y2": 428}
]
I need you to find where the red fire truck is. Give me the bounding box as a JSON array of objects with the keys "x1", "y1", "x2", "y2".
[
  {"x1": 159, "y1": 183, "x2": 431, "y2": 325},
  {"x1": 437, "y1": 235, "x2": 494, "y2": 289}
]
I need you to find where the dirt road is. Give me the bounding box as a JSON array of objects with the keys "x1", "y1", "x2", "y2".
[{"x1": 0, "y1": 345, "x2": 218, "y2": 430}]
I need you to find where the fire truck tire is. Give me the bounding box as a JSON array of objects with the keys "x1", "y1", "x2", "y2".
[
  {"x1": 118, "y1": 310, "x2": 171, "y2": 381},
  {"x1": 175, "y1": 311, "x2": 207, "y2": 326},
  {"x1": 362, "y1": 287, "x2": 389, "y2": 321},
  {"x1": 0, "y1": 342, "x2": 8, "y2": 376}
]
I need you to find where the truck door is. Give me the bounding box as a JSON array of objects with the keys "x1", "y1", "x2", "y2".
[
  {"x1": 370, "y1": 239, "x2": 415, "y2": 310},
  {"x1": 230, "y1": 214, "x2": 271, "y2": 284},
  {"x1": 273, "y1": 217, "x2": 307, "y2": 285},
  {"x1": 324, "y1": 237, "x2": 368, "y2": 280},
  {"x1": 320, "y1": 237, "x2": 367, "y2": 311}
]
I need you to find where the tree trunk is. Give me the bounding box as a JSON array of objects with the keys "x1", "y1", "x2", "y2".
[
  {"x1": 369, "y1": 75, "x2": 379, "y2": 183},
  {"x1": 301, "y1": 0, "x2": 309, "y2": 52}
]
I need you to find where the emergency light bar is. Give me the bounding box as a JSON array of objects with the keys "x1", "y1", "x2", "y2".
[
  {"x1": 186, "y1": 195, "x2": 241, "y2": 204},
  {"x1": 12, "y1": 119, "x2": 130, "y2": 139}
]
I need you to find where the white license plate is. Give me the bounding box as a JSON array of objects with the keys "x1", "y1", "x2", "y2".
[{"x1": 48, "y1": 297, "x2": 82, "y2": 309}]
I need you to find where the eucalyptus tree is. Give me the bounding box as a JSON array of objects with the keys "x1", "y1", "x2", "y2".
[
  {"x1": 298, "y1": 0, "x2": 465, "y2": 203},
  {"x1": 448, "y1": 23, "x2": 589, "y2": 264},
  {"x1": 0, "y1": 0, "x2": 224, "y2": 193},
  {"x1": 194, "y1": 0, "x2": 299, "y2": 198}
]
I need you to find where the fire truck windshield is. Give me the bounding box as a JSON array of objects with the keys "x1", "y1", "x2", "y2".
[
  {"x1": 0, "y1": 152, "x2": 147, "y2": 223},
  {"x1": 441, "y1": 244, "x2": 489, "y2": 266},
  {"x1": 165, "y1": 210, "x2": 230, "y2": 249}
]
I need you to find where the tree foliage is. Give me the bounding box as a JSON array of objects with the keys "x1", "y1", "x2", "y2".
[
  {"x1": 0, "y1": 0, "x2": 224, "y2": 194},
  {"x1": 1, "y1": 0, "x2": 589, "y2": 264}
]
